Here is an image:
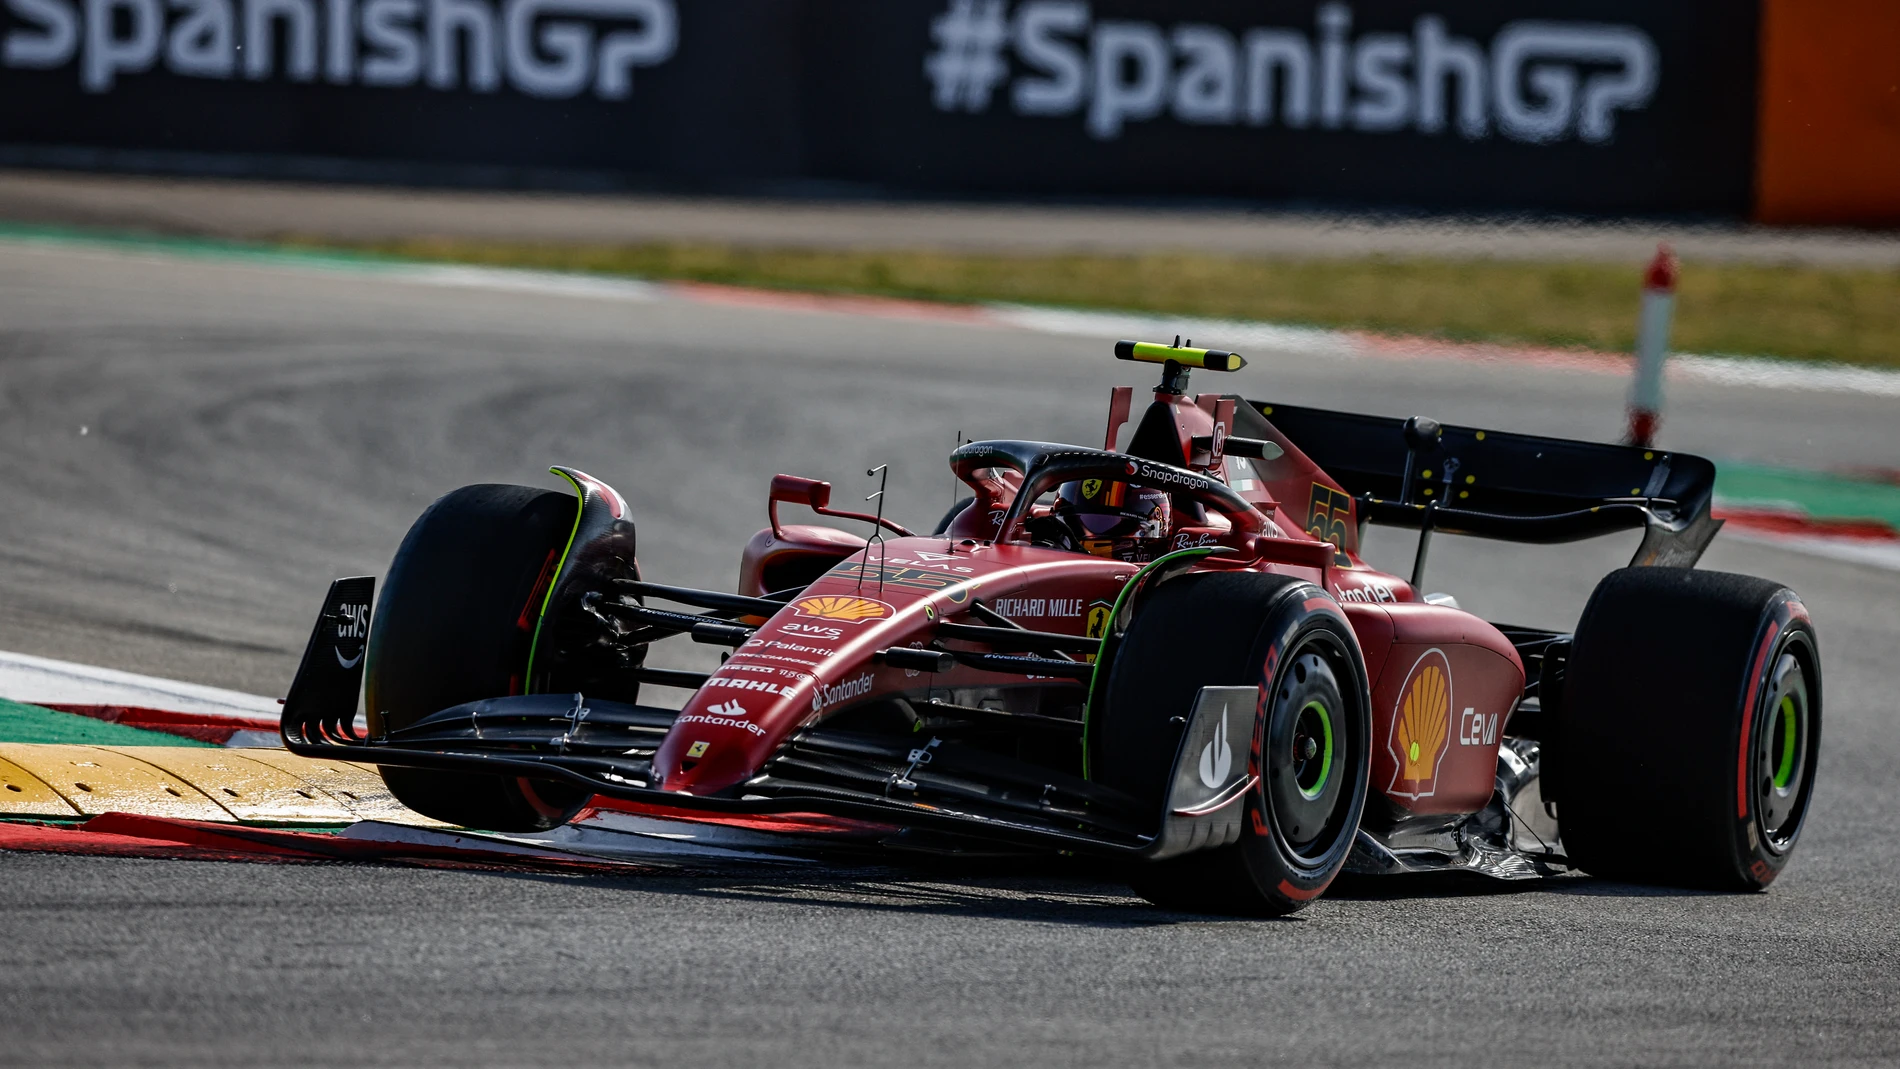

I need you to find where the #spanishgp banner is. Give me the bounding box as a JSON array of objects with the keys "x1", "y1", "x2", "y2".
[
  {"x1": 2, "y1": 0, "x2": 1760, "y2": 215},
  {"x1": 807, "y1": 0, "x2": 1758, "y2": 215},
  {"x1": 0, "y1": 0, "x2": 805, "y2": 179}
]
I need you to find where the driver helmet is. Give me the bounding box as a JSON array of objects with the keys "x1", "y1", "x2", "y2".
[{"x1": 1055, "y1": 478, "x2": 1172, "y2": 560}]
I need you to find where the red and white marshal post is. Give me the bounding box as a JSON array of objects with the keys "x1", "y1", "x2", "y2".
[{"x1": 1627, "y1": 243, "x2": 1678, "y2": 448}]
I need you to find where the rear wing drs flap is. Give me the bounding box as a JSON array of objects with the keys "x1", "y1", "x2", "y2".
[{"x1": 1241, "y1": 400, "x2": 1723, "y2": 568}]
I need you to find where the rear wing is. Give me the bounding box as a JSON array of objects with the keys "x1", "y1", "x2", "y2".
[{"x1": 1245, "y1": 401, "x2": 1723, "y2": 568}]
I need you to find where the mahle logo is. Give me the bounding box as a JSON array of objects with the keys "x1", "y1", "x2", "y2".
[{"x1": 792, "y1": 595, "x2": 893, "y2": 623}]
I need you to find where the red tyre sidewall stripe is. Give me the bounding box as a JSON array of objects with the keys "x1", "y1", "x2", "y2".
[
  {"x1": 1736, "y1": 620, "x2": 1784, "y2": 820},
  {"x1": 1276, "y1": 876, "x2": 1332, "y2": 902}
]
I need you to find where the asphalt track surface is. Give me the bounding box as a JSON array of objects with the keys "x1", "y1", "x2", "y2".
[{"x1": 1, "y1": 238, "x2": 1898, "y2": 1067}]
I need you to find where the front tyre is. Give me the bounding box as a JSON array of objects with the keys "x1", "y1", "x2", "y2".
[
  {"x1": 1558, "y1": 567, "x2": 1822, "y2": 890},
  {"x1": 1096, "y1": 573, "x2": 1372, "y2": 915},
  {"x1": 367, "y1": 483, "x2": 592, "y2": 831}
]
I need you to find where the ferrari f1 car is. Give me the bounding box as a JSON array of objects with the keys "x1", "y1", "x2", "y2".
[{"x1": 283, "y1": 340, "x2": 1822, "y2": 914}]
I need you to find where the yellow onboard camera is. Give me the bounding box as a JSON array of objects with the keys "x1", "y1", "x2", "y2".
[{"x1": 1113, "y1": 339, "x2": 1247, "y2": 372}]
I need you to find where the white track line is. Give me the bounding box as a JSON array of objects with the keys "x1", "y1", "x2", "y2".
[
  {"x1": 385, "y1": 263, "x2": 664, "y2": 301},
  {"x1": 991, "y1": 304, "x2": 1900, "y2": 398},
  {"x1": 0, "y1": 649, "x2": 279, "y2": 719},
  {"x1": 1722, "y1": 530, "x2": 1900, "y2": 573}
]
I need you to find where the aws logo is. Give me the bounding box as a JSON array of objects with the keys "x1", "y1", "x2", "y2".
[
  {"x1": 791, "y1": 595, "x2": 892, "y2": 624},
  {"x1": 1388, "y1": 648, "x2": 1453, "y2": 800},
  {"x1": 333, "y1": 602, "x2": 369, "y2": 668}
]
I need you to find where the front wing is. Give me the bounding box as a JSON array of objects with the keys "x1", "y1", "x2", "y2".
[{"x1": 282, "y1": 578, "x2": 1256, "y2": 860}]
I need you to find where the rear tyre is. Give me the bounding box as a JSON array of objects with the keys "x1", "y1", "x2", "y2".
[
  {"x1": 1096, "y1": 573, "x2": 1371, "y2": 915},
  {"x1": 367, "y1": 483, "x2": 592, "y2": 831},
  {"x1": 1558, "y1": 567, "x2": 1821, "y2": 890}
]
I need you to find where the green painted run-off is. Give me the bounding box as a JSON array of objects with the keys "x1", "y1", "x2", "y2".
[
  {"x1": 1715, "y1": 463, "x2": 1900, "y2": 530},
  {"x1": 0, "y1": 699, "x2": 215, "y2": 747}
]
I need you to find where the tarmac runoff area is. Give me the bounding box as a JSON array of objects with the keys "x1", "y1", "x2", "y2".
[
  {"x1": 6, "y1": 168, "x2": 1900, "y2": 266},
  {"x1": 0, "y1": 235, "x2": 1898, "y2": 1066}
]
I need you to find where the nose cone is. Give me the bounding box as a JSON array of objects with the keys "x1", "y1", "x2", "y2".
[
  {"x1": 652, "y1": 539, "x2": 1014, "y2": 795},
  {"x1": 656, "y1": 676, "x2": 793, "y2": 794},
  {"x1": 654, "y1": 591, "x2": 917, "y2": 795}
]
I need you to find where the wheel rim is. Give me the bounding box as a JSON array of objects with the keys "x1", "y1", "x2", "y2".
[
  {"x1": 1757, "y1": 650, "x2": 1811, "y2": 850},
  {"x1": 1294, "y1": 700, "x2": 1335, "y2": 801},
  {"x1": 1264, "y1": 647, "x2": 1352, "y2": 858}
]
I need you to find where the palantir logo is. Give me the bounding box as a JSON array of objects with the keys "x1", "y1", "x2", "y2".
[
  {"x1": 924, "y1": 1, "x2": 1659, "y2": 145},
  {"x1": 1, "y1": 0, "x2": 676, "y2": 97}
]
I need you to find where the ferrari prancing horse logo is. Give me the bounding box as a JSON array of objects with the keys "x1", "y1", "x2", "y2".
[
  {"x1": 1082, "y1": 600, "x2": 1114, "y2": 664},
  {"x1": 1081, "y1": 479, "x2": 1103, "y2": 500}
]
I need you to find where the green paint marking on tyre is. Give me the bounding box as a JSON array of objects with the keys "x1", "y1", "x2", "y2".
[
  {"x1": 1079, "y1": 546, "x2": 1220, "y2": 780},
  {"x1": 1298, "y1": 699, "x2": 1334, "y2": 801},
  {"x1": 521, "y1": 467, "x2": 589, "y2": 694},
  {"x1": 1774, "y1": 695, "x2": 1798, "y2": 789}
]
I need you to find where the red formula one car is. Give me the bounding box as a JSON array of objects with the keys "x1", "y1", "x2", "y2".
[{"x1": 283, "y1": 340, "x2": 1822, "y2": 913}]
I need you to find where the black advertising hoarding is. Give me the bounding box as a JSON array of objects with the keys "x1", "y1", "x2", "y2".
[
  {"x1": 0, "y1": 0, "x2": 805, "y2": 180},
  {"x1": 0, "y1": 0, "x2": 1760, "y2": 215},
  {"x1": 807, "y1": 0, "x2": 1760, "y2": 216}
]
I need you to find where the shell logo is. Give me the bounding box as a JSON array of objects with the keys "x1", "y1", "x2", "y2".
[
  {"x1": 791, "y1": 595, "x2": 893, "y2": 624},
  {"x1": 1388, "y1": 648, "x2": 1453, "y2": 800}
]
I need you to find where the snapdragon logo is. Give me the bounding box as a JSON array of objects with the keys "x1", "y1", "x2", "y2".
[
  {"x1": 925, "y1": 0, "x2": 1657, "y2": 144},
  {"x1": 1, "y1": 0, "x2": 675, "y2": 96}
]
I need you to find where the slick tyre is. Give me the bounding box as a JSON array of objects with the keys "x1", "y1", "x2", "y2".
[
  {"x1": 1097, "y1": 573, "x2": 1371, "y2": 915},
  {"x1": 366, "y1": 483, "x2": 591, "y2": 832},
  {"x1": 1558, "y1": 567, "x2": 1821, "y2": 890}
]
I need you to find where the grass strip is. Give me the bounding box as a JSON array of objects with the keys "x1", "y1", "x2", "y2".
[{"x1": 297, "y1": 237, "x2": 1900, "y2": 370}]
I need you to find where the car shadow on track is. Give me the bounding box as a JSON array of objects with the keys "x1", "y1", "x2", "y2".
[
  {"x1": 433, "y1": 851, "x2": 1724, "y2": 926},
  {"x1": 1328, "y1": 871, "x2": 1752, "y2": 901},
  {"x1": 463, "y1": 869, "x2": 1199, "y2": 928},
  {"x1": 389, "y1": 843, "x2": 1750, "y2": 922}
]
